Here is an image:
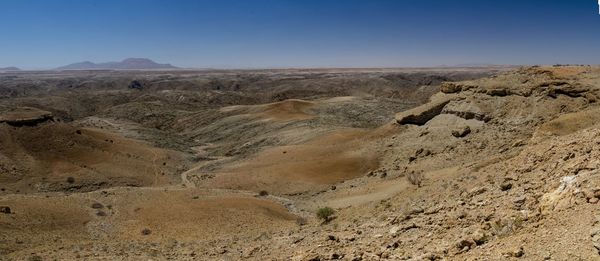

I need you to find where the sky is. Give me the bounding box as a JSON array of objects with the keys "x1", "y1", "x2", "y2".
[{"x1": 1, "y1": 0, "x2": 599, "y2": 69}]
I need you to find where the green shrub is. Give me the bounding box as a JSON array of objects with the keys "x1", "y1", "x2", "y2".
[{"x1": 316, "y1": 207, "x2": 335, "y2": 222}]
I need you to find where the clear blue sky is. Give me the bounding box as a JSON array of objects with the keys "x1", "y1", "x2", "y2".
[{"x1": 1, "y1": 0, "x2": 599, "y2": 69}]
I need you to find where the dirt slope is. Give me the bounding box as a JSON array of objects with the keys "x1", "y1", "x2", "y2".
[
  {"x1": 0, "y1": 121, "x2": 187, "y2": 194},
  {"x1": 0, "y1": 188, "x2": 298, "y2": 259}
]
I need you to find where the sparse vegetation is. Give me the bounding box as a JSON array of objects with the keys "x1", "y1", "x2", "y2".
[
  {"x1": 259, "y1": 190, "x2": 269, "y2": 196},
  {"x1": 66, "y1": 176, "x2": 75, "y2": 184},
  {"x1": 316, "y1": 207, "x2": 335, "y2": 222}
]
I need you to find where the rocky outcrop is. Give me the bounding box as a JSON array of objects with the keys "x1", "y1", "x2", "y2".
[
  {"x1": 546, "y1": 83, "x2": 590, "y2": 98},
  {"x1": 395, "y1": 94, "x2": 456, "y2": 125},
  {"x1": 442, "y1": 99, "x2": 491, "y2": 122},
  {"x1": 440, "y1": 82, "x2": 476, "y2": 94}
]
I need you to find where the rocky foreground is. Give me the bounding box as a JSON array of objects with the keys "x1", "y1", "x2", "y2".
[{"x1": 241, "y1": 66, "x2": 600, "y2": 260}]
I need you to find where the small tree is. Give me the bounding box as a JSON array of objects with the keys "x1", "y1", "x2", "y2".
[{"x1": 316, "y1": 207, "x2": 335, "y2": 222}]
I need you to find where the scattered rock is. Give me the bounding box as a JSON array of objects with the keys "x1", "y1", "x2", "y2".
[
  {"x1": 468, "y1": 187, "x2": 487, "y2": 196},
  {"x1": 500, "y1": 182, "x2": 513, "y2": 191},
  {"x1": 456, "y1": 238, "x2": 476, "y2": 252},
  {"x1": 389, "y1": 226, "x2": 400, "y2": 236},
  {"x1": 292, "y1": 236, "x2": 305, "y2": 244},
  {"x1": 452, "y1": 126, "x2": 471, "y2": 138},
  {"x1": 0, "y1": 206, "x2": 11, "y2": 214},
  {"x1": 504, "y1": 246, "x2": 525, "y2": 258},
  {"x1": 408, "y1": 206, "x2": 424, "y2": 215},
  {"x1": 513, "y1": 196, "x2": 526, "y2": 206},
  {"x1": 591, "y1": 228, "x2": 600, "y2": 254},
  {"x1": 306, "y1": 254, "x2": 321, "y2": 261},
  {"x1": 471, "y1": 229, "x2": 488, "y2": 245}
]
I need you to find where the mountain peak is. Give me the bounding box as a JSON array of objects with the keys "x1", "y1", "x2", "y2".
[
  {"x1": 0, "y1": 67, "x2": 21, "y2": 71},
  {"x1": 57, "y1": 58, "x2": 179, "y2": 70},
  {"x1": 121, "y1": 58, "x2": 153, "y2": 63}
]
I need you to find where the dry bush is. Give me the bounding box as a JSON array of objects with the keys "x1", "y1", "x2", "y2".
[{"x1": 407, "y1": 171, "x2": 424, "y2": 187}]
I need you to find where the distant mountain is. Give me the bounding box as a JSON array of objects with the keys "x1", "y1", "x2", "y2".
[
  {"x1": 0, "y1": 67, "x2": 21, "y2": 71},
  {"x1": 57, "y1": 58, "x2": 179, "y2": 70}
]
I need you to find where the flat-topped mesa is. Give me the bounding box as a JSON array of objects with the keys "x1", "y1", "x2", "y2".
[{"x1": 0, "y1": 107, "x2": 54, "y2": 127}]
